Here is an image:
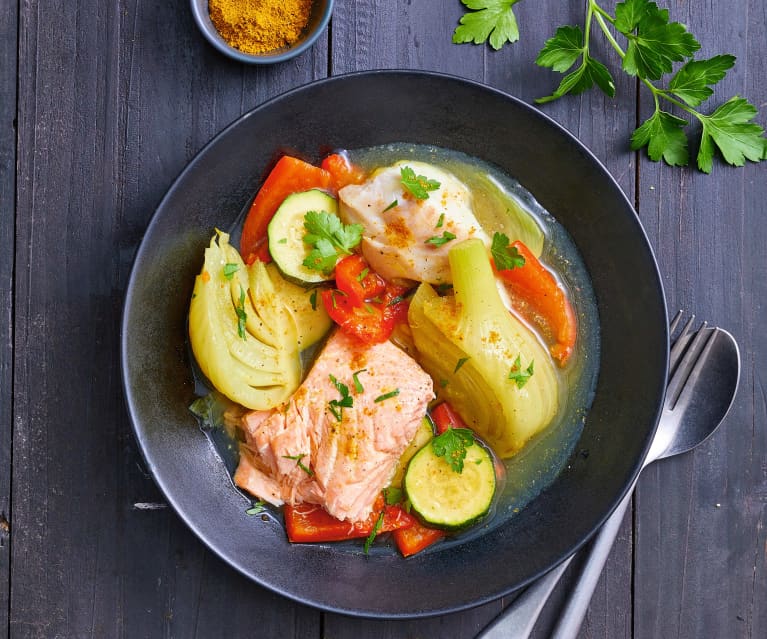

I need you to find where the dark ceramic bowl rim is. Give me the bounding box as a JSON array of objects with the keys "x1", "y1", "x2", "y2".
[
  {"x1": 189, "y1": 0, "x2": 334, "y2": 64},
  {"x1": 121, "y1": 69, "x2": 668, "y2": 618}
]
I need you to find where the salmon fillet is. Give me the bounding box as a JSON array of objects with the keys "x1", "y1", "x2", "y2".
[{"x1": 234, "y1": 329, "x2": 435, "y2": 523}]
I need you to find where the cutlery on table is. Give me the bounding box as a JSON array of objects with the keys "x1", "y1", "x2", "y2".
[{"x1": 477, "y1": 311, "x2": 741, "y2": 639}]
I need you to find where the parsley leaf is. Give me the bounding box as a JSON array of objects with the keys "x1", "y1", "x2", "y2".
[
  {"x1": 631, "y1": 110, "x2": 689, "y2": 166},
  {"x1": 453, "y1": 0, "x2": 521, "y2": 51},
  {"x1": 536, "y1": 25, "x2": 585, "y2": 73},
  {"x1": 302, "y1": 210, "x2": 364, "y2": 274},
  {"x1": 432, "y1": 427, "x2": 475, "y2": 473},
  {"x1": 328, "y1": 374, "x2": 353, "y2": 421},
  {"x1": 283, "y1": 454, "x2": 314, "y2": 477},
  {"x1": 668, "y1": 55, "x2": 736, "y2": 108},
  {"x1": 383, "y1": 199, "x2": 398, "y2": 212},
  {"x1": 246, "y1": 501, "x2": 266, "y2": 515},
  {"x1": 425, "y1": 231, "x2": 457, "y2": 247},
  {"x1": 309, "y1": 289, "x2": 318, "y2": 311},
  {"x1": 508, "y1": 354, "x2": 534, "y2": 388},
  {"x1": 491, "y1": 232, "x2": 526, "y2": 271},
  {"x1": 223, "y1": 263, "x2": 239, "y2": 280},
  {"x1": 400, "y1": 166, "x2": 441, "y2": 200},
  {"x1": 618, "y1": 2, "x2": 701, "y2": 80},
  {"x1": 538, "y1": 55, "x2": 615, "y2": 104},
  {"x1": 696, "y1": 97, "x2": 767, "y2": 173}
]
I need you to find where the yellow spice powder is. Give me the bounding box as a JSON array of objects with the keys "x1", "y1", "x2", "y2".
[{"x1": 209, "y1": 0, "x2": 314, "y2": 55}]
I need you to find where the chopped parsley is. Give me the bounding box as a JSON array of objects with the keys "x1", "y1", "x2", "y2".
[
  {"x1": 364, "y1": 511, "x2": 385, "y2": 554},
  {"x1": 400, "y1": 166, "x2": 441, "y2": 200},
  {"x1": 425, "y1": 231, "x2": 457, "y2": 247},
  {"x1": 374, "y1": 389, "x2": 400, "y2": 403},
  {"x1": 431, "y1": 427, "x2": 475, "y2": 473},
  {"x1": 436, "y1": 213, "x2": 445, "y2": 228},
  {"x1": 491, "y1": 232, "x2": 526, "y2": 271},
  {"x1": 383, "y1": 199, "x2": 398, "y2": 212},
  {"x1": 309, "y1": 289, "x2": 318, "y2": 310},
  {"x1": 383, "y1": 486, "x2": 403, "y2": 505},
  {"x1": 352, "y1": 369, "x2": 367, "y2": 393},
  {"x1": 454, "y1": 357, "x2": 470, "y2": 373},
  {"x1": 245, "y1": 501, "x2": 266, "y2": 515},
  {"x1": 223, "y1": 263, "x2": 239, "y2": 280},
  {"x1": 386, "y1": 295, "x2": 405, "y2": 307},
  {"x1": 283, "y1": 454, "x2": 314, "y2": 477},
  {"x1": 235, "y1": 286, "x2": 248, "y2": 340},
  {"x1": 328, "y1": 374, "x2": 353, "y2": 421},
  {"x1": 356, "y1": 267, "x2": 370, "y2": 282},
  {"x1": 508, "y1": 354, "x2": 534, "y2": 388}
]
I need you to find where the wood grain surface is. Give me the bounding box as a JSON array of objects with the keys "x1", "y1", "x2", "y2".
[{"x1": 3, "y1": 1, "x2": 765, "y2": 637}]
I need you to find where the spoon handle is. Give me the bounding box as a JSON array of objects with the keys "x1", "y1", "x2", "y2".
[
  {"x1": 550, "y1": 486, "x2": 634, "y2": 639},
  {"x1": 476, "y1": 555, "x2": 574, "y2": 639}
]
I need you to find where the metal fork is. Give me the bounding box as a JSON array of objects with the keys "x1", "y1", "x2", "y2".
[{"x1": 477, "y1": 311, "x2": 728, "y2": 639}]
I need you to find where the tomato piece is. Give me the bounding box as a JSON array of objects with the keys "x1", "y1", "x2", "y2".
[
  {"x1": 240, "y1": 156, "x2": 333, "y2": 265},
  {"x1": 321, "y1": 153, "x2": 367, "y2": 191},
  {"x1": 494, "y1": 240, "x2": 577, "y2": 366},
  {"x1": 284, "y1": 496, "x2": 415, "y2": 543},
  {"x1": 393, "y1": 520, "x2": 446, "y2": 557},
  {"x1": 334, "y1": 254, "x2": 386, "y2": 305},
  {"x1": 321, "y1": 289, "x2": 394, "y2": 344},
  {"x1": 431, "y1": 401, "x2": 468, "y2": 435}
]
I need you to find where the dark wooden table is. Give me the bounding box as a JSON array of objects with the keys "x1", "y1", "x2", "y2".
[{"x1": 3, "y1": 1, "x2": 765, "y2": 637}]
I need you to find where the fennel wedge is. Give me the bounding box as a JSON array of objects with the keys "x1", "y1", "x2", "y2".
[
  {"x1": 408, "y1": 238, "x2": 559, "y2": 458},
  {"x1": 189, "y1": 231, "x2": 301, "y2": 410}
]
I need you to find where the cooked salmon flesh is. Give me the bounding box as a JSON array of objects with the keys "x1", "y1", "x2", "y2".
[{"x1": 234, "y1": 329, "x2": 435, "y2": 523}]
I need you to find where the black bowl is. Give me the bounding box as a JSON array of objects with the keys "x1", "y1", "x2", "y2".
[{"x1": 121, "y1": 70, "x2": 667, "y2": 617}]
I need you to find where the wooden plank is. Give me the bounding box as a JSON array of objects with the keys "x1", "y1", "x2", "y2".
[
  {"x1": 327, "y1": 1, "x2": 636, "y2": 637},
  {"x1": 11, "y1": 0, "x2": 325, "y2": 636},
  {"x1": 0, "y1": 0, "x2": 17, "y2": 634},
  {"x1": 633, "y1": 1, "x2": 767, "y2": 638},
  {"x1": 484, "y1": 3, "x2": 636, "y2": 638}
]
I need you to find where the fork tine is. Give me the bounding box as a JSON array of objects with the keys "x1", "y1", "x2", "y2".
[
  {"x1": 669, "y1": 328, "x2": 721, "y2": 414},
  {"x1": 668, "y1": 310, "x2": 684, "y2": 336},
  {"x1": 669, "y1": 313, "x2": 697, "y2": 375},
  {"x1": 666, "y1": 324, "x2": 714, "y2": 410}
]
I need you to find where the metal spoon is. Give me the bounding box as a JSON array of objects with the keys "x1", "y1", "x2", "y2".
[{"x1": 478, "y1": 321, "x2": 741, "y2": 639}]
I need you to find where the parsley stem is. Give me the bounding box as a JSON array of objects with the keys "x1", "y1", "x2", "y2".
[
  {"x1": 592, "y1": 10, "x2": 625, "y2": 58},
  {"x1": 590, "y1": 1, "x2": 615, "y2": 24}
]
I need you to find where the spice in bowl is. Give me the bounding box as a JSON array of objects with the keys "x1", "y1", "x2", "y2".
[{"x1": 208, "y1": 0, "x2": 314, "y2": 55}]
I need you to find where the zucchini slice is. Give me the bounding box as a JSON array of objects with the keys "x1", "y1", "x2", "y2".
[
  {"x1": 404, "y1": 438, "x2": 496, "y2": 530},
  {"x1": 267, "y1": 189, "x2": 338, "y2": 285},
  {"x1": 389, "y1": 417, "x2": 434, "y2": 489}
]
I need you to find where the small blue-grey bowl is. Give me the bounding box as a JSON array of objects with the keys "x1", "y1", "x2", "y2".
[{"x1": 190, "y1": 0, "x2": 333, "y2": 65}]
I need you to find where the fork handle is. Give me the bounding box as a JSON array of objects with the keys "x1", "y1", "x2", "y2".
[
  {"x1": 476, "y1": 555, "x2": 573, "y2": 638},
  {"x1": 549, "y1": 487, "x2": 633, "y2": 639}
]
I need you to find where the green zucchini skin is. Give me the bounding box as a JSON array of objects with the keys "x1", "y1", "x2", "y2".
[
  {"x1": 267, "y1": 189, "x2": 338, "y2": 285},
  {"x1": 404, "y1": 439, "x2": 496, "y2": 531}
]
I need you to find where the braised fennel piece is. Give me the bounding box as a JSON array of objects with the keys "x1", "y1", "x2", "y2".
[
  {"x1": 189, "y1": 231, "x2": 302, "y2": 410},
  {"x1": 408, "y1": 238, "x2": 558, "y2": 458}
]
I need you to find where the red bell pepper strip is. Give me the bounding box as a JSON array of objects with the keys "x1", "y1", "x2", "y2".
[
  {"x1": 240, "y1": 156, "x2": 333, "y2": 265},
  {"x1": 392, "y1": 520, "x2": 446, "y2": 557},
  {"x1": 334, "y1": 254, "x2": 386, "y2": 305},
  {"x1": 321, "y1": 153, "x2": 367, "y2": 191},
  {"x1": 284, "y1": 496, "x2": 416, "y2": 543},
  {"x1": 494, "y1": 240, "x2": 577, "y2": 366},
  {"x1": 431, "y1": 401, "x2": 469, "y2": 435}
]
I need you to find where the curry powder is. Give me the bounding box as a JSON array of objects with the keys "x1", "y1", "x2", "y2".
[{"x1": 209, "y1": 0, "x2": 314, "y2": 55}]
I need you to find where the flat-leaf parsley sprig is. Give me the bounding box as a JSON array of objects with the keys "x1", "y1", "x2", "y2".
[{"x1": 454, "y1": 0, "x2": 767, "y2": 173}]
